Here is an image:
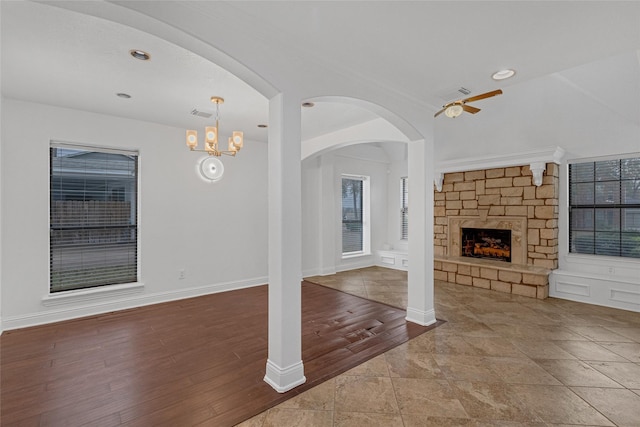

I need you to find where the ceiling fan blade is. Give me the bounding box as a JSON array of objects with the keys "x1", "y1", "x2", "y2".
[
  {"x1": 462, "y1": 104, "x2": 481, "y2": 114},
  {"x1": 434, "y1": 107, "x2": 447, "y2": 118},
  {"x1": 462, "y1": 89, "x2": 503, "y2": 104}
]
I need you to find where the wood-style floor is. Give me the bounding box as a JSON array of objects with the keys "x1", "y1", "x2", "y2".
[{"x1": 0, "y1": 281, "x2": 437, "y2": 426}]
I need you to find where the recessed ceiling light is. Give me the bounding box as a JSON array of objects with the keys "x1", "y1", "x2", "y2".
[
  {"x1": 130, "y1": 49, "x2": 151, "y2": 61},
  {"x1": 302, "y1": 102, "x2": 315, "y2": 108},
  {"x1": 257, "y1": 124, "x2": 268, "y2": 128},
  {"x1": 492, "y1": 69, "x2": 516, "y2": 80},
  {"x1": 116, "y1": 93, "x2": 131, "y2": 99}
]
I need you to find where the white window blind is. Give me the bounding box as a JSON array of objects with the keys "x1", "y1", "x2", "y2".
[
  {"x1": 569, "y1": 157, "x2": 640, "y2": 258},
  {"x1": 401, "y1": 177, "x2": 408, "y2": 240},
  {"x1": 342, "y1": 177, "x2": 364, "y2": 254},
  {"x1": 50, "y1": 144, "x2": 138, "y2": 292}
]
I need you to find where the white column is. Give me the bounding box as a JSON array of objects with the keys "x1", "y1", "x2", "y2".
[
  {"x1": 263, "y1": 92, "x2": 306, "y2": 392},
  {"x1": 406, "y1": 139, "x2": 437, "y2": 326}
]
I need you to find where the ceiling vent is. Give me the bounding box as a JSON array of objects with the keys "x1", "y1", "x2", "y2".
[
  {"x1": 437, "y1": 87, "x2": 473, "y2": 102},
  {"x1": 190, "y1": 109, "x2": 213, "y2": 118}
]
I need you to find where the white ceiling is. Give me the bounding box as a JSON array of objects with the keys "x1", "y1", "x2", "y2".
[
  {"x1": 224, "y1": 1, "x2": 640, "y2": 106},
  {"x1": 2, "y1": 1, "x2": 640, "y2": 159},
  {"x1": 1, "y1": 1, "x2": 270, "y2": 141},
  {"x1": 0, "y1": 1, "x2": 379, "y2": 144}
]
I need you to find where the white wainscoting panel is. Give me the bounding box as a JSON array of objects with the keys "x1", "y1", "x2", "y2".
[{"x1": 551, "y1": 270, "x2": 640, "y2": 312}]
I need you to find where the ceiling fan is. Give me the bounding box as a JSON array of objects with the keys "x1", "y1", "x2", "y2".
[{"x1": 434, "y1": 89, "x2": 503, "y2": 118}]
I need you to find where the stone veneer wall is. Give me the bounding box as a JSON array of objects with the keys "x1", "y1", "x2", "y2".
[{"x1": 433, "y1": 163, "x2": 559, "y2": 298}]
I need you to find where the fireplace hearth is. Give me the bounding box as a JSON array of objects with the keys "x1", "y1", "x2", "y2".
[{"x1": 461, "y1": 228, "x2": 512, "y2": 262}]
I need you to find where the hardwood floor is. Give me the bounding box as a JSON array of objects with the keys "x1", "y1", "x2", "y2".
[{"x1": 0, "y1": 281, "x2": 437, "y2": 426}]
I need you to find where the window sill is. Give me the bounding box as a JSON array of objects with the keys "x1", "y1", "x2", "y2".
[
  {"x1": 564, "y1": 253, "x2": 640, "y2": 265},
  {"x1": 342, "y1": 251, "x2": 372, "y2": 260},
  {"x1": 42, "y1": 282, "x2": 145, "y2": 307},
  {"x1": 561, "y1": 253, "x2": 639, "y2": 280}
]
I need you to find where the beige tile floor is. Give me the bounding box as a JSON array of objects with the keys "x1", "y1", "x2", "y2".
[{"x1": 238, "y1": 266, "x2": 640, "y2": 427}]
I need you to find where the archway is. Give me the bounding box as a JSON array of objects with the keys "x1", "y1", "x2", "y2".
[{"x1": 299, "y1": 97, "x2": 437, "y2": 331}]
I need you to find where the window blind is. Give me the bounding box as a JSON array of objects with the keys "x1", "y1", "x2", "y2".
[
  {"x1": 569, "y1": 157, "x2": 640, "y2": 259},
  {"x1": 401, "y1": 177, "x2": 408, "y2": 240},
  {"x1": 50, "y1": 145, "x2": 138, "y2": 292},
  {"x1": 342, "y1": 177, "x2": 363, "y2": 254}
]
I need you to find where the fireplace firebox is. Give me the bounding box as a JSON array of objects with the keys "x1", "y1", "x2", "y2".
[{"x1": 461, "y1": 228, "x2": 512, "y2": 262}]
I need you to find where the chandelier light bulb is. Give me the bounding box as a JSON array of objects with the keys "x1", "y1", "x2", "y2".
[{"x1": 186, "y1": 130, "x2": 198, "y2": 149}]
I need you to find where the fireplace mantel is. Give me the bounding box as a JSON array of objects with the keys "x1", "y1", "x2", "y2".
[{"x1": 434, "y1": 146, "x2": 565, "y2": 191}]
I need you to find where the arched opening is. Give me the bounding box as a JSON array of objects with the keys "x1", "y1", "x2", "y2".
[
  {"x1": 299, "y1": 98, "x2": 412, "y2": 268},
  {"x1": 298, "y1": 98, "x2": 436, "y2": 329},
  {"x1": 299, "y1": 97, "x2": 415, "y2": 266}
]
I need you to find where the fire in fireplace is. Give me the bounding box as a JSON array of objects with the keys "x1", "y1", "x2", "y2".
[{"x1": 461, "y1": 228, "x2": 512, "y2": 262}]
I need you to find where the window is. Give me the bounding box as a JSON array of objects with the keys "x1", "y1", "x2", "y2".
[
  {"x1": 401, "y1": 176, "x2": 408, "y2": 240},
  {"x1": 342, "y1": 175, "x2": 370, "y2": 256},
  {"x1": 569, "y1": 156, "x2": 640, "y2": 259},
  {"x1": 50, "y1": 144, "x2": 138, "y2": 292}
]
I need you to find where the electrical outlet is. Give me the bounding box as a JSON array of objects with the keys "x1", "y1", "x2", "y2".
[
  {"x1": 178, "y1": 269, "x2": 186, "y2": 280},
  {"x1": 608, "y1": 267, "x2": 615, "y2": 274}
]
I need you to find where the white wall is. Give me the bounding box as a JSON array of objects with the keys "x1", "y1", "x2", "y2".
[
  {"x1": 301, "y1": 144, "x2": 390, "y2": 277},
  {"x1": 0, "y1": 9, "x2": 3, "y2": 333},
  {"x1": 301, "y1": 156, "x2": 322, "y2": 276},
  {"x1": 385, "y1": 159, "x2": 409, "y2": 253},
  {"x1": 0, "y1": 98, "x2": 269, "y2": 329},
  {"x1": 0, "y1": 95, "x2": 3, "y2": 334}
]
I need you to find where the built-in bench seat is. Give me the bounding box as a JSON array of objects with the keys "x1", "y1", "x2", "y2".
[
  {"x1": 377, "y1": 250, "x2": 409, "y2": 271},
  {"x1": 435, "y1": 255, "x2": 550, "y2": 299}
]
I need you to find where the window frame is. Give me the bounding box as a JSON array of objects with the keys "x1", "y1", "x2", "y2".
[
  {"x1": 568, "y1": 155, "x2": 640, "y2": 259},
  {"x1": 49, "y1": 142, "x2": 140, "y2": 294},
  {"x1": 341, "y1": 174, "x2": 371, "y2": 258}
]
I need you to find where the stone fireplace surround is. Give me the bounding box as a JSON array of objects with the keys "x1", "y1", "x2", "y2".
[{"x1": 433, "y1": 147, "x2": 563, "y2": 299}]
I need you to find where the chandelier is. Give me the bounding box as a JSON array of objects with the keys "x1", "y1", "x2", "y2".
[{"x1": 185, "y1": 96, "x2": 243, "y2": 156}]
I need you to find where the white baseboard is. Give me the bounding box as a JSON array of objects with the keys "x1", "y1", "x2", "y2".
[
  {"x1": 302, "y1": 267, "x2": 330, "y2": 278},
  {"x1": 2, "y1": 276, "x2": 268, "y2": 331},
  {"x1": 337, "y1": 258, "x2": 375, "y2": 272},
  {"x1": 303, "y1": 257, "x2": 377, "y2": 278},
  {"x1": 319, "y1": 266, "x2": 337, "y2": 276}
]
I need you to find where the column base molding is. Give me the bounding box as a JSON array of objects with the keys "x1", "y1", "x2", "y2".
[
  {"x1": 405, "y1": 307, "x2": 437, "y2": 326},
  {"x1": 264, "y1": 359, "x2": 306, "y2": 393}
]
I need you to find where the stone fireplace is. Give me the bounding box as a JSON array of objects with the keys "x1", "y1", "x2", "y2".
[{"x1": 433, "y1": 161, "x2": 560, "y2": 299}]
